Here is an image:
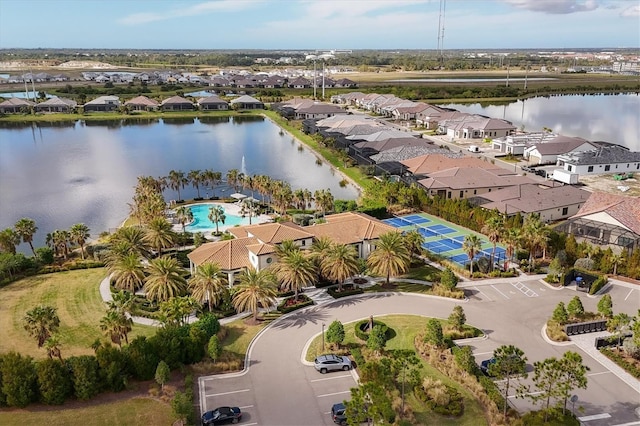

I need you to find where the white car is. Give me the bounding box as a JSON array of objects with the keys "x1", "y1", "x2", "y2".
[{"x1": 314, "y1": 354, "x2": 352, "y2": 374}]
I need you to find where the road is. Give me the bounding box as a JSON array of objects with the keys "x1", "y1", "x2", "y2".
[{"x1": 199, "y1": 278, "x2": 640, "y2": 426}]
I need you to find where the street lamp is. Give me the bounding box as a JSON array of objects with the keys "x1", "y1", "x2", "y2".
[{"x1": 322, "y1": 323, "x2": 326, "y2": 352}]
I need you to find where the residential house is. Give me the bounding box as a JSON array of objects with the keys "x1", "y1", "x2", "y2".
[
  {"x1": 473, "y1": 183, "x2": 591, "y2": 222},
  {"x1": 161, "y1": 96, "x2": 195, "y2": 111},
  {"x1": 416, "y1": 167, "x2": 533, "y2": 199},
  {"x1": 369, "y1": 145, "x2": 455, "y2": 176},
  {"x1": 491, "y1": 132, "x2": 557, "y2": 155},
  {"x1": 555, "y1": 192, "x2": 640, "y2": 253},
  {"x1": 0, "y1": 97, "x2": 35, "y2": 113},
  {"x1": 334, "y1": 78, "x2": 358, "y2": 88},
  {"x1": 524, "y1": 136, "x2": 596, "y2": 165},
  {"x1": 557, "y1": 145, "x2": 640, "y2": 176},
  {"x1": 401, "y1": 153, "x2": 492, "y2": 182},
  {"x1": 294, "y1": 103, "x2": 348, "y2": 120},
  {"x1": 230, "y1": 95, "x2": 264, "y2": 110},
  {"x1": 83, "y1": 95, "x2": 121, "y2": 112},
  {"x1": 124, "y1": 95, "x2": 160, "y2": 111},
  {"x1": 440, "y1": 114, "x2": 516, "y2": 140},
  {"x1": 349, "y1": 137, "x2": 433, "y2": 165},
  {"x1": 198, "y1": 95, "x2": 229, "y2": 111},
  {"x1": 33, "y1": 96, "x2": 77, "y2": 113},
  {"x1": 288, "y1": 77, "x2": 312, "y2": 89}
]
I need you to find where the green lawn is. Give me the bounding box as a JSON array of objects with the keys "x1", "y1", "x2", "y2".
[
  {"x1": 0, "y1": 397, "x2": 173, "y2": 426},
  {"x1": 306, "y1": 314, "x2": 487, "y2": 425},
  {"x1": 0, "y1": 268, "x2": 156, "y2": 358}
]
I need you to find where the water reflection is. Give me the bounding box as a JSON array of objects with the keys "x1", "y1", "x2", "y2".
[
  {"x1": 439, "y1": 94, "x2": 639, "y2": 151},
  {"x1": 0, "y1": 116, "x2": 359, "y2": 251}
]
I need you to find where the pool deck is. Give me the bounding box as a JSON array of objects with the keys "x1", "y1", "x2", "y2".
[{"x1": 170, "y1": 201, "x2": 273, "y2": 235}]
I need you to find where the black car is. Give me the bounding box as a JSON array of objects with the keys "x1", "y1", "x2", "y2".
[
  {"x1": 202, "y1": 406, "x2": 242, "y2": 425},
  {"x1": 480, "y1": 358, "x2": 496, "y2": 376},
  {"x1": 331, "y1": 402, "x2": 348, "y2": 426}
]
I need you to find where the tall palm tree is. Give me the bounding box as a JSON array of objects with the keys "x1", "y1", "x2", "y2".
[
  {"x1": 367, "y1": 231, "x2": 410, "y2": 288},
  {"x1": 310, "y1": 236, "x2": 334, "y2": 279},
  {"x1": 462, "y1": 234, "x2": 482, "y2": 274},
  {"x1": 232, "y1": 267, "x2": 278, "y2": 324},
  {"x1": 69, "y1": 223, "x2": 90, "y2": 260},
  {"x1": 174, "y1": 206, "x2": 194, "y2": 232},
  {"x1": 44, "y1": 335, "x2": 63, "y2": 361},
  {"x1": 502, "y1": 227, "x2": 521, "y2": 271},
  {"x1": 110, "y1": 226, "x2": 150, "y2": 259},
  {"x1": 482, "y1": 216, "x2": 503, "y2": 270},
  {"x1": 167, "y1": 169, "x2": 188, "y2": 201},
  {"x1": 208, "y1": 205, "x2": 226, "y2": 235},
  {"x1": 523, "y1": 214, "x2": 549, "y2": 272},
  {"x1": 108, "y1": 253, "x2": 145, "y2": 292},
  {"x1": 226, "y1": 169, "x2": 240, "y2": 192},
  {"x1": 188, "y1": 170, "x2": 203, "y2": 198},
  {"x1": 242, "y1": 174, "x2": 256, "y2": 198},
  {"x1": 52, "y1": 229, "x2": 71, "y2": 259},
  {"x1": 274, "y1": 249, "x2": 317, "y2": 301},
  {"x1": 293, "y1": 189, "x2": 306, "y2": 210},
  {"x1": 144, "y1": 256, "x2": 188, "y2": 303},
  {"x1": 275, "y1": 239, "x2": 299, "y2": 258},
  {"x1": 14, "y1": 217, "x2": 38, "y2": 257},
  {"x1": 403, "y1": 229, "x2": 425, "y2": 259},
  {"x1": 322, "y1": 243, "x2": 359, "y2": 292},
  {"x1": 100, "y1": 310, "x2": 125, "y2": 348},
  {"x1": 611, "y1": 253, "x2": 622, "y2": 276},
  {"x1": 23, "y1": 305, "x2": 60, "y2": 347},
  {"x1": 189, "y1": 263, "x2": 228, "y2": 311},
  {"x1": 314, "y1": 189, "x2": 334, "y2": 217},
  {"x1": 144, "y1": 217, "x2": 176, "y2": 255}
]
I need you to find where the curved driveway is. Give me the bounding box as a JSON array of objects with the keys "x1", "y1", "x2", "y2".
[{"x1": 199, "y1": 280, "x2": 640, "y2": 426}]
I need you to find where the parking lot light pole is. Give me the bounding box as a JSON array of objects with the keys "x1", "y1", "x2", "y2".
[{"x1": 322, "y1": 323, "x2": 325, "y2": 352}]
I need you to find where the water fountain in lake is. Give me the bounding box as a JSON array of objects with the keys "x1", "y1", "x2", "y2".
[{"x1": 241, "y1": 155, "x2": 247, "y2": 175}]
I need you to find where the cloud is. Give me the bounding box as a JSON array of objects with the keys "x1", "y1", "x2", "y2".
[
  {"x1": 504, "y1": 0, "x2": 600, "y2": 14},
  {"x1": 620, "y1": 4, "x2": 640, "y2": 17},
  {"x1": 118, "y1": 0, "x2": 260, "y2": 25}
]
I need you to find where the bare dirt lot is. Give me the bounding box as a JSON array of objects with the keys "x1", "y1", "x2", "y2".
[{"x1": 578, "y1": 174, "x2": 640, "y2": 197}]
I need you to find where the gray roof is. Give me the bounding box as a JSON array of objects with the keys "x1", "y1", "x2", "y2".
[
  {"x1": 36, "y1": 96, "x2": 77, "y2": 107},
  {"x1": 370, "y1": 146, "x2": 455, "y2": 163},
  {"x1": 354, "y1": 137, "x2": 432, "y2": 152},
  {"x1": 533, "y1": 137, "x2": 593, "y2": 155},
  {"x1": 230, "y1": 95, "x2": 262, "y2": 104},
  {"x1": 561, "y1": 145, "x2": 640, "y2": 165},
  {"x1": 198, "y1": 95, "x2": 228, "y2": 105},
  {"x1": 0, "y1": 97, "x2": 35, "y2": 107},
  {"x1": 479, "y1": 183, "x2": 592, "y2": 214}
]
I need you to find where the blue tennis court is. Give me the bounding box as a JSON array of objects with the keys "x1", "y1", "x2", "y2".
[
  {"x1": 383, "y1": 217, "x2": 413, "y2": 228},
  {"x1": 404, "y1": 215, "x2": 431, "y2": 224},
  {"x1": 428, "y1": 224, "x2": 456, "y2": 234}
]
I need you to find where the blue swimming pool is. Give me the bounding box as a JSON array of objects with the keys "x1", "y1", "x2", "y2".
[{"x1": 185, "y1": 203, "x2": 251, "y2": 232}]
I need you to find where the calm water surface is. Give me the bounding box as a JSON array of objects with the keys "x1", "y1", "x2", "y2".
[
  {"x1": 439, "y1": 93, "x2": 639, "y2": 151},
  {"x1": 0, "y1": 116, "x2": 358, "y2": 250}
]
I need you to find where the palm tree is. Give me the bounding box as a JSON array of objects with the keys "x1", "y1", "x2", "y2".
[
  {"x1": 523, "y1": 214, "x2": 549, "y2": 272},
  {"x1": 167, "y1": 169, "x2": 188, "y2": 201},
  {"x1": 0, "y1": 228, "x2": 20, "y2": 254},
  {"x1": 107, "y1": 290, "x2": 135, "y2": 316},
  {"x1": 23, "y1": 305, "x2": 60, "y2": 347},
  {"x1": 310, "y1": 236, "x2": 334, "y2": 279},
  {"x1": 314, "y1": 189, "x2": 334, "y2": 217},
  {"x1": 14, "y1": 217, "x2": 38, "y2": 257},
  {"x1": 44, "y1": 335, "x2": 63, "y2": 361},
  {"x1": 482, "y1": 216, "x2": 503, "y2": 270},
  {"x1": 144, "y1": 217, "x2": 176, "y2": 255},
  {"x1": 100, "y1": 310, "x2": 125, "y2": 348},
  {"x1": 366, "y1": 231, "x2": 410, "y2": 288},
  {"x1": 188, "y1": 170, "x2": 203, "y2": 199},
  {"x1": 232, "y1": 267, "x2": 278, "y2": 324},
  {"x1": 611, "y1": 253, "x2": 622, "y2": 276},
  {"x1": 208, "y1": 205, "x2": 226, "y2": 235},
  {"x1": 322, "y1": 243, "x2": 359, "y2": 292},
  {"x1": 189, "y1": 263, "x2": 228, "y2": 311},
  {"x1": 52, "y1": 229, "x2": 71, "y2": 259},
  {"x1": 108, "y1": 253, "x2": 145, "y2": 292},
  {"x1": 462, "y1": 234, "x2": 482, "y2": 274},
  {"x1": 174, "y1": 206, "x2": 194, "y2": 232},
  {"x1": 274, "y1": 249, "x2": 317, "y2": 301},
  {"x1": 110, "y1": 226, "x2": 151, "y2": 259},
  {"x1": 144, "y1": 256, "x2": 188, "y2": 303},
  {"x1": 275, "y1": 239, "x2": 299, "y2": 258},
  {"x1": 226, "y1": 169, "x2": 240, "y2": 192},
  {"x1": 502, "y1": 227, "x2": 521, "y2": 271},
  {"x1": 403, "y1": 229, "x2": 425, "y2": 259},
  {"x1": 70, "y1": 223, "x2": 90, "y2": 260},
  {"x1": 159, "y1": 296, "x2": 199, "y2": 326}
]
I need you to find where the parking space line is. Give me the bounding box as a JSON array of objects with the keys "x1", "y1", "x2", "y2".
[
  {"x1": 611, "y1": 422, "x2": 640, "y2": 426},
  {"x1": 317, "y1": 390, "x2": 351, "y2": 398},
  {"x1": 311, "y1": 374, "x2": 352, "y2": 382},
  {"x1": 512, "y1": 281, "x2": 538, "y2": 297},
  {"x1": 587, "y1": 371, "x2": 612, "y2": 377},
  {"x1": 578, "y1": 413, "x2": 611, "y2": 421},
  {"x1": 473, "y1": 286, "x2": 492, "y2": 301},
  {"x1": 206, "y1": 389, "x2": 250, "y2": 397},
  {"x1": 491, "y1": 285, "x2": 510, "y2": 299},
  {"x1": 239, "y1": 405, "x2": 254, "y2": 409},
  {"x1": 625, "y1": 289, "x2": 634, "y2": 301},
  {"x1": 508, "y1": 391, "x2": 542, "y2": 399},
  {"x1": 473, "y1": 351, "x2": 493, "y2": 356}
]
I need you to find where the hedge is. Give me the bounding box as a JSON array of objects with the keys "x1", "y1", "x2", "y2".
[
  {"x1": 277, "y1": 295, "x2": 314, "y2": 313},
  {"x1": 589, "y1": 275, "x2": 608, "y2": 295},
  {"x1": 354, "y1": 319, "x2": 388, "y2": 342},
  {"x1": 327, "y1": 286, "x2": 364, "y2": 299},
  {"x1": 600, "y1": 348, "x2": 640, "y2": 378}
]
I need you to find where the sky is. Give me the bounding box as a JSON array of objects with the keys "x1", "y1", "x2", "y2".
[{"x1": 0, "y1": 0, "x2": 638, "y2": 50}]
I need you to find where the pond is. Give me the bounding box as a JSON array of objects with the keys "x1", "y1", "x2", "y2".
[{"x1": 0, "y1": 116, "x2": 359, "y2": 251}]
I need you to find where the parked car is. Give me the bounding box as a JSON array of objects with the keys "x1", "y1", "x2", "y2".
[
  {"x1": 331, "y1": 402, "x2": 348, "y2": 425},
  {"x1": 202, "y1": 406, "x2": 242, "y2": 425},
  {"x1": 480, "y1": 358, "x2": 497, "y2": 376},
  {"x1": 314, "y1": 354, "x2": 352, "y2": 374}
]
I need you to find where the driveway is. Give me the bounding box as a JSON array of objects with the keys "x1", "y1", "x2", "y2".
[{"x1": 199, "y1": 279, "x2": 639, "y2": 426}]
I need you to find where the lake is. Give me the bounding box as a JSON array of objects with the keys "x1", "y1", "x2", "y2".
[
  {"x1": 439, "y1": 93, "x2": 639, "y2": 151},
  {"x1": 0, "y1": 116, "x2": 359, "y2": 251}
]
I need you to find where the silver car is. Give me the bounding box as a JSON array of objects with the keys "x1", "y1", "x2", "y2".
[{"x1": 314, "y1": 354, "x2": 352, "y2": 374}]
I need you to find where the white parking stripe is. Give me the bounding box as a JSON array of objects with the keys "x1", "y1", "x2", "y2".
[
  {"x1": 491, "y1": 285, "x2": 510, "y2": 299},
  {"x1": 587, "y1": 371, "x2": 612, "y2": 377},
  {"x1": 239, "y1": 405, "x2": 254, "y2": 409},
  {"x1": 206, "y1": 389, "x2": 250, "y2": 397},
  {"x1": 473, "y1": 351, "x2": 493, "y2": 356},
  {"x1": 508, "y1": 391, "x2": 542, "y2": 399},
  {"x1": 611, "y1": 421, "x2": 640, "y2": 426},
  {"x1": 512, "y1": 281, "x2": 538, "y2": 297},
  {"x1": 473, "y1": 286, "x2": 492, "y2": 301},
  {"x1": 578, "y1": 413, "x2": 612, "y2": 421},
  {"x1": 624, "y1": 289, "x2": 634, "y2": 301},
  {"x1": 311, "y1": 374, "x2": 352, "y2": 382},
  {"x1": 317, "y1": 390, "x2": 351, "y2": 398}
]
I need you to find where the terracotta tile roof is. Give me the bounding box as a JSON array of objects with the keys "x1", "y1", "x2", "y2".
[
  {"x1": 401, "y1": 153, "x2": 492, "y2": 174},
  {"x1": 161, "y1": 95, "x2": 193, "y2": 105},
  {"x1": 187, "y1": 237, "x2": 260, "y2": 269},
  {"x1": 573, "y1": 192, "x2": 640, "y2": 234},
  {"x1": 228, "y1": 222, "x2": 313, "y2": 244},
  {"x1": 246, "y1": 243, "x2": 276, "y2": 255},
  {"x1": 36, "y1": 96, "x2": 77, "y2": 107},
  {"x1": 0, "y1": 97, "x2": 35, "y2": 107},
  {"x1": 310, "y1": 212, "x2": 397, "y2": 245},
  {"x1": 418, "y1": 167, "x2": 533, "y2": 190},
  {"x1": 479, "y1": 184, "x2": 592, "y2": 214},
  {"x1": 125, "y1": 95, "x2": 159, "y2": 106}
]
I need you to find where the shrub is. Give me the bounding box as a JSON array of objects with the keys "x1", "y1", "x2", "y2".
[
  {"x1": 36, "y1": 358, "x2": 72, "y2": 405},
  {"x1": 546, "y1": 320, "x2": 569, "y2": 342},
  {"x1": 277, "y1": 294, "x2": 314, "y2": 313},
  {"x1": 350, "y1": 346, "x2": 365, "y2": 366},
  {"x1": 67, "y1": 355, "x2": 101, "y2": 400},
  {"x1": 552, "y1": 302, "x2": 568, "y2": 324},
  {"x1": 327, "y1": 286, "x2": 363, "y2": 298},
  {"x1": 600, "y1": 348, "x2": 640, "y2": 378},
  {"x1": 424, "y1": 318, "x2": 445, "y2": 348},
  {"x1": 574, "y1": 257, "x2": 595, "y2": 270},
  {"x1": 589, "y1": 275, "x2": 608, "y2": 295},
  {"x1": 439, "y1": 268, "x2": 458, "y2": 290},
  {"x1": 354, "y1": 319, "x2": 388, "y2": 341},
  {"x1": 325, "y1": 320, "x2": 345, "y2": 348},
  {"x1": 567, "y1": 296, "x2": 585, "y2": 319},
  {"x1": 0, "y1": 352, "x2": 38, "y2": 408}
]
